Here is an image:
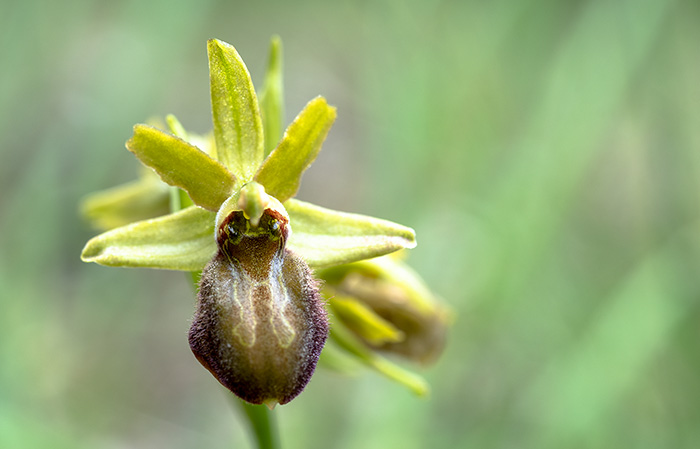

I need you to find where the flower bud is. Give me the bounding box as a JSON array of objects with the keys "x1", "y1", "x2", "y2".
[
  {"x1": 322, "y1": 256, "x2": 449, "y2": 365},
  {"x1": 189, "y1": 189, "x2": 328, "y2": 406}
]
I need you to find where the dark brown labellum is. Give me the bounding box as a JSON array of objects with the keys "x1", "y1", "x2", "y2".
[{"x1": 189, "y1": 208, "x2": 328, "y2": 406}]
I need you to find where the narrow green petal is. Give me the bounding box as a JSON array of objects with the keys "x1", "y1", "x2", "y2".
[
  {"x1": 208, "y1": 39, "x2": 264, "y2": 181},
  {"x1": 80, "y1": 176, "x2": 170, "y2": 231},
  {"x1": 81, "y1": 206, "x2": 216, "y2": 271},
  {"x1": 258, "y1": 36, "x2": 284, "y2": 157},
  {"x1": 127, "y1": 124, "x2": 236, "y2": 211},
  {"x1": 329, "y1": 295, "x2": 405, "y2": 345},
  {"x1": 255, "y1": 97, "x2": 336, "y2": 203},
  {"x1": 285, "y1": 199, "x2": 416, "y2": 268}
]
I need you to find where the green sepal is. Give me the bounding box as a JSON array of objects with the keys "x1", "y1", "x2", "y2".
[
  {"x1": 285, "y1": 199, "x2": 417, "y2": 268},
  {"x1": 329, "y1": 319, "x2": 429, "y2": 397},
  {"x1": 127, "y1": 124, "x2": 236, "y2": 212},
  {"x1": 80, "y1": 206, "x2": 216, "y2": 271},
  {"x1": 258, "y1": 36, "x2": 284, "y2": 157},
  {"x1": 208, "y1": 39, "x2": 264, "y2": 181},
  {"x1": 80, "y1": 174, "x2": 171, "y2": 231},
  {"x1": 255, "y1": 97, "x2": 336, "y2": 203},
  {"x1": 329, "y1": 295, "x2": 405, "y2": 345}
]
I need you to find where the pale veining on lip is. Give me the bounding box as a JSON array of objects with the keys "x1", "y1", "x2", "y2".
[{"x1": 222, "y1": 254, "x2": 296, "y2": 348}]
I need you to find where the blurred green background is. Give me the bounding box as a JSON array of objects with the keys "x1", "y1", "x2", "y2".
[{"x1": 2, "y1": 0, "x2": 700, "y2": 447}]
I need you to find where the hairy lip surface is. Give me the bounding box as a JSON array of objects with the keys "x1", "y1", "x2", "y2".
[{"x1": 189, "y1": 209, "x2": 329, "y2": 405}]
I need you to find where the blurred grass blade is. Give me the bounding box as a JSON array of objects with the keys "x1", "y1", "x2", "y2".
[
  {"x1": 255, "y1": 97, "x2": 336, "y2": 202},
  {"x1": 518, "y1": 229, "x2": 698, "y2": 446},
  {"x1": 81, "y1": 206, "x2": 216, "y2": 271},
  {"x1": 259, "y1": 36, "x2": 284, "y2": 157},
  {"x1": 285, "y1": 198, "x2": 416, "y2": 268},
  {"x1": 208, "y1": 39, "x2": 264, "y2": 181},
  {"x1": 484, "y1": 0, "x2": 673, "y2": 306},
  {"x1": 127, "y1": 125, "x2": 236, "y2": 211}
]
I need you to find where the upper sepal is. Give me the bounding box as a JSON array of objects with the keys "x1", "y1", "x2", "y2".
[
  {"x1": 208, "y1": 39, "x2": 265, "y2": 181},
  {"x1": 258, "y1": 36, "x2": 284, "y2": 157}
]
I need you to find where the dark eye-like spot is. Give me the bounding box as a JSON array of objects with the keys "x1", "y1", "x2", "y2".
[
  {"x1": 269, "y1": 219, "x2": 280, "y2": 236},
  {"x1": 227, "y1": 223, "x2": 239, "y2": 240}
]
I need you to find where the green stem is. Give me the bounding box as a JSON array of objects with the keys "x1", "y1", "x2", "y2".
[{"x1": 236, "y1": 399, "x2": 281, "y2": 449}]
